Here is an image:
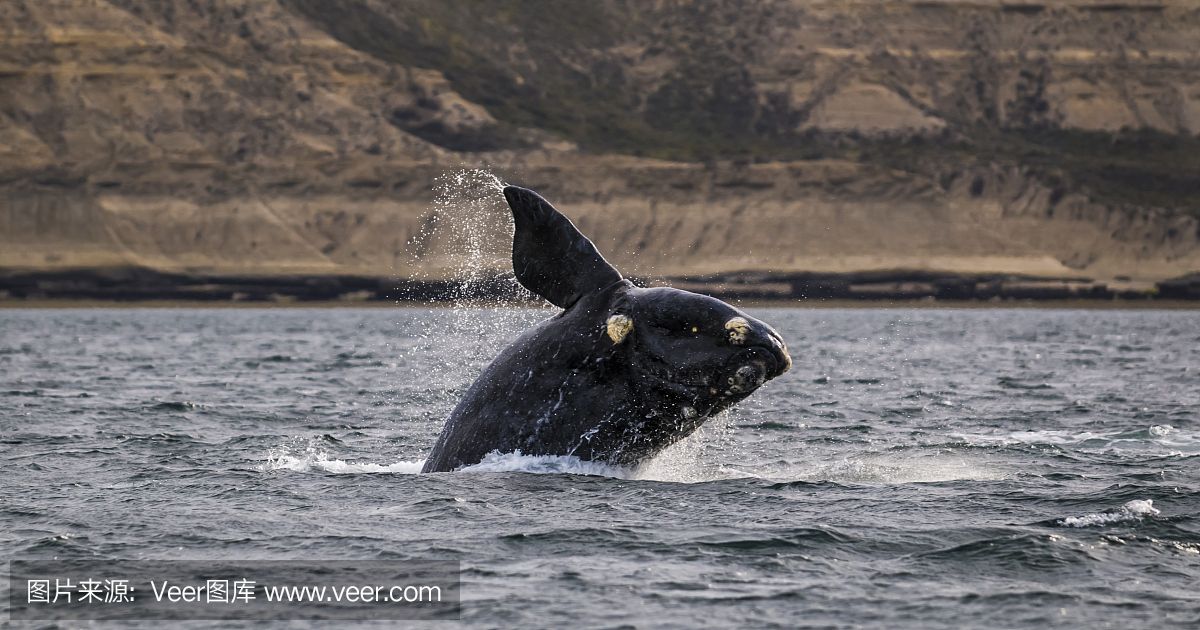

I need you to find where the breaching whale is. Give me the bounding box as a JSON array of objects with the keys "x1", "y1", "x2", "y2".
[{"x1": 421, "y1": 186, "x2": 791, "y2": 473}]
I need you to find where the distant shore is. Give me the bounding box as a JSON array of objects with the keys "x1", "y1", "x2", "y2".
[
  {"x1": 3, "y1": 267, "x2": 1198, "y2": 305},
  {"x1": 4, "y1": 298, "x2": 1200, "y2": 310}
]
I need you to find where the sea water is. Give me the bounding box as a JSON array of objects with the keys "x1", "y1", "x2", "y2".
[{"x1": 2, "y1": 306, "x2": 1199, "y2": 627}]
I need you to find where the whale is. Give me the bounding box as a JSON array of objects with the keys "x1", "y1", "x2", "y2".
[{"x1": 420, "y1": 185, "x2": 791, "y2": 473}]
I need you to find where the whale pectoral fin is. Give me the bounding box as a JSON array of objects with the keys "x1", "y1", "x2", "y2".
[{"x1": 504, "y1": 185, "x2": 622, "y2": 309}]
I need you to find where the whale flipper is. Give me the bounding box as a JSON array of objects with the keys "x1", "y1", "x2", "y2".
[{"x1": 503, "y1": 185, "x2": 621, "y2": 309}]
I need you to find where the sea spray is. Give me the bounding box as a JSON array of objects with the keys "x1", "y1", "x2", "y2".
[
  {"x1": 395, "y1": 169, "x2": 553, "y2": 439},
  {"x1": 264, "y1": 169, "x2": 551, "y2": 473},
  {"x1": 636, "y1": 412, "x2": 744, "y2": 482},
  {"x1": 411, "y1": 168, "x2": 511, "y2": 302}
]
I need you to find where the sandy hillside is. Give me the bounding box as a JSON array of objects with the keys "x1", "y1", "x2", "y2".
[{"x1": 1, "y1": 0, "x2": 1199, "y2": 286}]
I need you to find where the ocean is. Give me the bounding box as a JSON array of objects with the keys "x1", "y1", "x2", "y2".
[{"x1": 2, "y1": 306, "x2": 1198, "y2": 627}]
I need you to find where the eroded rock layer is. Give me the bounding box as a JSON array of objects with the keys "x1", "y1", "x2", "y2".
[{"x1": 2, "y1": 0, "x2": 1199, "y2": 291}]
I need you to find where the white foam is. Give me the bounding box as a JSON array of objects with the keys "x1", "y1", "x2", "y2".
[
  {"x1": 1148, "y1": 424, "x2": 1174, "y2": 437},
  {"x1": 457, "y1": 451, "x2": 633, "y2": 478},
  {"x1": 260, "y1": 440, "x2": 1005, "y2": 484},
  {"x1": 262, "y1": 446, "x2": 423, "y2": 475},
  {"x1": 952, "y1": 425, "x2": 1200, "y2": 454},
  {"x1": 262, "y1": 444, "x2": 638, "y2": 478},
  {"x1": 635, "y1": 462, "x2": 762, "y2": 483},
  {"x1": 453, "y1": 451, "x2": 764, "y2": 483},
  {"x1": 770, "y1": 454, "x2": 1008, "y2": 484},
  {"x1": 1058, "y1": 499, "x2": 1162, "y2": 528}
]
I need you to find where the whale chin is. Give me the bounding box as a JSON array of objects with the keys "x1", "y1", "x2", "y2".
[{"x1": 720, "y1": 347, "x2": 772, "y2": 394}]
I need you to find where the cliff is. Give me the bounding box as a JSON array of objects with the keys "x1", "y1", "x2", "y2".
[{"x1": 2, "y1": 0, "x2": 1199, "y2": 299}]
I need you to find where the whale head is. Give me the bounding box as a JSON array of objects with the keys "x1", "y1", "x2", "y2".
[{"x1": 606, "y1": 286, "x2": 791, "y2": 420}]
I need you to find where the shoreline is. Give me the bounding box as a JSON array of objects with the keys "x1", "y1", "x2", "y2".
[
  {"x1": 2, "y1": 267, "x2": 1198, "y2": 305},
  {"x1": 4, "y1": 298, "x2": 1199, "y2": 310}
]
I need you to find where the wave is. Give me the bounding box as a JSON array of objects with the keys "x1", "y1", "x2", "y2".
[
  {"x1": 470, "y1": 451, "x2": 1005, "y2": 484},
  {"x1": 952, "y1": 425, "x2": 1200, "y2": 455},
  {"x1": 1057, "y1": 499, "x2": 1161, "y2": 528},
  {"x1": 789, "y1": 455, "x2": 1008, "y2": 484},
  {"x1": 260, "y1": 444, "x2": 632, "y2": 478},
  {"x1": 260, "y1": 442, "x2": 1005, "y2": 485},
  {"x1": 260, "y1": 442, "x2": 744, "y2": 481},
  {"x1": 261, "y1": 446, "x2": 423, "y2": 474}
]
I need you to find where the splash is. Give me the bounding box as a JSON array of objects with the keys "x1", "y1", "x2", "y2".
[
  {"x1": 261, "y1": 438, "x2": 760, "y2": 482},
  {"x1": 395, "y1": 168, "x2": 553, "y2": 439},
  {"x1": 635, "y1": 413, "x2": 750, "y2": 483},
  {"x1": 411, "y1": 168, "x2": 512, "y2": 301},
  {"x1": 261, "y1": 444, "x2": 632, "y2": 478}
]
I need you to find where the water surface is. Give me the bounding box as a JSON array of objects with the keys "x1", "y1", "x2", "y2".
[{"x1": 2, "y1": 307, "x2": 1198, "y2": 627}]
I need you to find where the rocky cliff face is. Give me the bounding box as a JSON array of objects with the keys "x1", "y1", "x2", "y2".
[{"x1": 1, "y1": 0, "x2": 1198, "y2": 288}]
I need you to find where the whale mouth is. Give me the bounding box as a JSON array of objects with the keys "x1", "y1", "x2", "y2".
[
  {"x1": 720, "y1": 346, "x2": 778, "y2": 396},
  {"x1": 630, "y1": 343, "x2": 786, "y2": 410}
]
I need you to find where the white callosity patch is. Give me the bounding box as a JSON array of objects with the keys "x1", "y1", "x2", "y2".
[
  {"x1": 724, "y1": 317, "x2": 751, "y2": 345},
  {"x1": 606, "y1": 314, "x2": 633, "y2": 344}
]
